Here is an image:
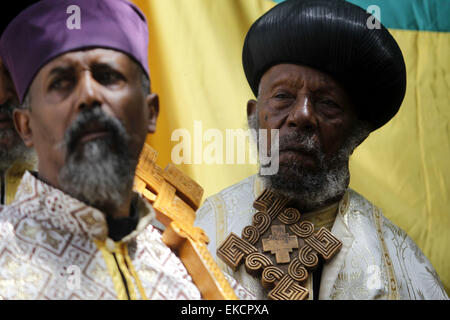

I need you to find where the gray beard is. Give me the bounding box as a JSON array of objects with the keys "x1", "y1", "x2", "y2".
[
  {"x1": 0, "y1": 105, "x2": 35, "y2": 174},
  {"x1": 248, "y1": 113, "x2": 370, "y2": 211},
  {"x1": 58, "y1": 108, "x2": 136, "y2": 212}
]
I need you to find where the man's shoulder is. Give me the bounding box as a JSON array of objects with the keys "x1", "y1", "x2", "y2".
[
  {"x1": 343, "y1": 189, "x2": 449, "y2": 299},
  {"x1": 347, "y1": 188, "x2": 403, "y2": 231},
  {"x1": 214, "y1": 175, "x2": 257, "y2": 197},
  {"x1": 197, "y1": 175, "x2": 257, "y2": 215},
  {"x1": 347, "y1": 188, "x2": 376, "y2": 212},
  {"x1": 347, "y1": 188, "x2": 425, "y2": 257},
  {"x1": 204, "y1": 175, "x2": 257, "y2": 203}
]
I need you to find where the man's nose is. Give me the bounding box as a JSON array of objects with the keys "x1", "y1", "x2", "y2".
[
  {"x1": 76, "y1": 71, "x2": 102, "y2": 110},
  {"x1": 285, "y1": 94, "x2": 318, "y2": 132}
]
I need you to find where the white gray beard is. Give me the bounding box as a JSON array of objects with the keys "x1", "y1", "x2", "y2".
[
  {"x1": 58, "y1": 138, "x2": 136, "y2": 211},
  {"x1": 259, "y1": 143, "x2": 352, "y2": 211},
  {"x1": 57, "y1": 108, "x2": 136, "y2": 212},
  {"x1": 249, "y1": 113, "x2": 370, "y2": 211}
]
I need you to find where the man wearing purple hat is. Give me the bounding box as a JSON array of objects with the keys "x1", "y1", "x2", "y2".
[
  {"x1": 0, "y1": 0, "x2": 209, "y2": 300},
  {"x1": 0, "y1": 1, "x2": 39, "y2": 205}
]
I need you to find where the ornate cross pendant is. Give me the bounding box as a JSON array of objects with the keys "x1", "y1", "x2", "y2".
[{"x1": 217, "y1": 189, "x2": 342, "y2": 300}]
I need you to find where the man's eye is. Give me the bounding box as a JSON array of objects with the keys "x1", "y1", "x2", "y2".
[
  {"x1": 273, "y1": 92, "x2": 293, "y2": 100},
  {"x1": 318, "y1": 99, "x2": 342, "y2": 110},
  {"x1": 317, "y1": 99, "x2": 343, "y2": 116},
  {"x1": 49, "y1": 78, "x2": 72, "y2": 90},
  {"x1": 96, "y1": 71, "x2": 123, "y2": 85},
  {"x1": 319, "y1": 99, "x2": 337, "y2": 106}
]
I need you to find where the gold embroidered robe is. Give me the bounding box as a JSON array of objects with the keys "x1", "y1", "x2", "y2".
[
  {"x1": 195, "y1": 175, "x2": 449, "y2": 300},
  {"x1": 0, "y1": 171, "x2": 203, "y2": 300}
]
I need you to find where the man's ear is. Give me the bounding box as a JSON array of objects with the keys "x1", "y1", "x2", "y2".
[
  {"x1": 13, "y1": 108, "x2": 34, "y2": 147},
  {"x1": 247, "y1": 99, "x2": 257, "y2": 118},
  {"x1": 247, "y1": 99, "x2": 257, "y2": 123},
  {"x1": 146, "y1": 93, "x2": 159, "y2": 134}
]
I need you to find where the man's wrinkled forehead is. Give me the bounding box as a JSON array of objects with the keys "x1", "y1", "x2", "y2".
[{"x1": 257, "y1": 64, "x2": 349, "y2": 99}]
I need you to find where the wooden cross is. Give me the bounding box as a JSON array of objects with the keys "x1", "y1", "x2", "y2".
[
  {"x1": 217, "y1": 189, "x2": 343, "y2": 300},
  {"x1": 262, "y1": 225, "x2": 298, "y2": 264},
  {"x1": 134, "y1": 144, "x2": 237, "y2": 300}
]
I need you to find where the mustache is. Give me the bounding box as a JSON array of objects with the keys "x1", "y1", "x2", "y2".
[
  {"x1": 278, "y1": 131, "x2": 322, "y2": 159},
  {"x1": 62, "y1": 108, "x2": 128, "y2": 153}
]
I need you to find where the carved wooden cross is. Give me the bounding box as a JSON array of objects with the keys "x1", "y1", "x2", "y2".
[
  {"x1": 217, "y1": 188, "x2": 343, "y2": 300},
  {"x1": 133, "y1": 144, "x2": 237, "y2": 300},
  {"x1": 262, "y1": 225, "x2": 298, "y2": 264}
]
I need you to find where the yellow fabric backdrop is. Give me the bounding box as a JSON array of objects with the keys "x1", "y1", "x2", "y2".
[{"x1": 132, "y1": 0, "x2": 450, "y2": 295}]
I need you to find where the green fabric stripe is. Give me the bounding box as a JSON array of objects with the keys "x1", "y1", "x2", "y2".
[{"x1": 272, "y1": 0, "x2": 450, "y2": 32}]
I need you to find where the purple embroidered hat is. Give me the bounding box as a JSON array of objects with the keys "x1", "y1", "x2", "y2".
[{"x1": 0, "y1": 0, "x2": 149, "y2": 103}]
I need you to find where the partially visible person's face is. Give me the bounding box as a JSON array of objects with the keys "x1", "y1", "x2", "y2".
[
  {"x1": 248, "y1": 64, "x2": 369, "y2": 210},
  {"x1": 0, "y1": 57, "x2": 32, "y2": 172},
  {"x1": 14, "y1": 48, "x2": 159, "y2": 212}
]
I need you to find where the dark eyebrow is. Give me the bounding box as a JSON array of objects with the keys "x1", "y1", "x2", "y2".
[
  {"x1": 269, "y1": 77, "x2": 304, "y2": 92},
  {"x1": 91, "y1": 61, "x2": 121, "y2": 72},
  {"x1": 48, "y1": 65, "x2": 75, "y2": 77}
]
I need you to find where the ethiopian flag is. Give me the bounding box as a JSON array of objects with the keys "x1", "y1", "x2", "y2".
[{"x1": 131, "y1": 0, "x2": 450, "y2": 295}]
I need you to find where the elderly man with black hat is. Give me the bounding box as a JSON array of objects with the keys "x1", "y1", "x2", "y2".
[
  {"x1": 0, "y1": 1, "x2": 39, "y2": 205},
  {"x1": 195, "y1": 0, "x2": 448, "y2": 300},
  {"x1": 0, "y1": 0, "x2": 244, "y2": 300}
]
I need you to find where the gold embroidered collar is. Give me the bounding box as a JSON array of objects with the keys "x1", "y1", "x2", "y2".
[{"x1": 13, "y1": 171, "x2": 155, "y2": 242}]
